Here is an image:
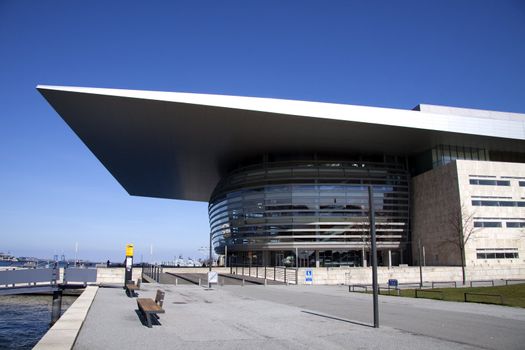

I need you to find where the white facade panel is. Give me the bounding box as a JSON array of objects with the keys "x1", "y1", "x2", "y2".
[{"x1": 37, "y1": 85, "x2": 525, "y2": 140}]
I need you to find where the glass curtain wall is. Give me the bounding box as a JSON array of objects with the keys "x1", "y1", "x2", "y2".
[{"x1": 209, "y1": 158, "x2": 410, "y2": 267}]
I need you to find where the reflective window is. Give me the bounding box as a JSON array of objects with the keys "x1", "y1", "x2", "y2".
[
  {"x1": 506, "y1": 222, "x2": 525, "y2": 228},
  {"x1": 432, "y1": 145, "x2": 488, "y2": 168},
  {"x1": 469, "y1": 179, "x2": 510, "y2": 186},
  {"x1": 209, "y1": 159, "x2": 410, "y2": 263},
  {"x1": 472, "y1": 200, "x2": 525, "y2": 207},
  {"x1": 473, "y1": 221, "x2": 502, "y2": 228},
  {"x1": 476, "y1": 248, "x2": 519, "y2": 259}
]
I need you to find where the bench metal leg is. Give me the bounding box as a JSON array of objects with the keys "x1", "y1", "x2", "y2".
[{"x1": 145, "y1": 312, "x2": 152, "y2": 328}]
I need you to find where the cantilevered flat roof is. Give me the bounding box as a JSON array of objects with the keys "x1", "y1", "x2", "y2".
[{"x1": 37, "y1": 85, "x2": 525, "y2": 202}]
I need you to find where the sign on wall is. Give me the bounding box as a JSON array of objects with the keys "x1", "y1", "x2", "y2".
[
  {"x1": 388, "y1": 279, "x2": 398, "y2": 287},
  {"x1": 305, "y1": 269, "x2": 313, "y2": 283}
]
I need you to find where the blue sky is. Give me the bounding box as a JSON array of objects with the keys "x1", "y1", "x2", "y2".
[{"x1": 1, "y1": 1, "x2": 524, "y2": 262}]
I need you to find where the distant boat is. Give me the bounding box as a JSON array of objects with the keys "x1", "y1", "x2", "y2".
[
  {"x1": 174, "y1": 258, "x2": 186, "y2": 267},
  {"x1": 0, "y1": 252, "x2": 17, "y2": 261},
  {"x1": 0, "y1": 252, "x2": 18, "y2": 266},
  {"x1": 186, "y1": 259, "x2": 198, "y2": 267}
]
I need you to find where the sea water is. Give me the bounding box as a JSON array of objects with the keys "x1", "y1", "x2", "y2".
[{"x1": 0, "y1": 294, "x2": 76, "y2": 349}]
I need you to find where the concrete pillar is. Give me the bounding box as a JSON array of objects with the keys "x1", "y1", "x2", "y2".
[
  {"x1": 388, "y1": 249, "x2": 392, "y2": 269},
  {"x1": 315, "y1": 250, "x2": 320, "y2": 268},
  {"x1": 51, "y1": 290, "x2": 62, "y2": 325},
  {"x1": 362, "y1": 248, "x2": 367, "y2": 267}
]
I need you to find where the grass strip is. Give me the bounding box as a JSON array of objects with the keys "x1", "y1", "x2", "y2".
[{"x1": 374, "y1": 283, "x2": 525, "y2": 308}]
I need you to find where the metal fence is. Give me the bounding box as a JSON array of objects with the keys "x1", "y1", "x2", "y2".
[
  {"x1": 0, "y1": 267, "x2": 96, "y2": 290},
  {"x1": 0, "y1": 268, "x2": 56, "y2": 287},
  {"x1": 230, "y1": 266, "x2": 298, "y2": 284},
  {"x1": 143, "y1": 264, "x2": 162, "y2": 282}
]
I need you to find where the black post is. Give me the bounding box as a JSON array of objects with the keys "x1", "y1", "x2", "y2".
[
  {"x1": 368, "y1": 186, "x2": 379, "y2": 328},
  {"x1": 418, "y1": 238, "x2": 423, "y2": 288},
  {"x1": 209, "y1": 233, "x2": 212, "y2": 272},
  {"x1": 51, "y1": 289, "x2": 62, "y2": 325},
  {"x1": 209, "y1": 232, "x2": 212, "y2": 288},
  {"x1": 124, "y1": 244, "x2": 134, "y2": 286}
]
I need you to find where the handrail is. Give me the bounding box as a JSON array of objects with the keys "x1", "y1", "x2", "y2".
[
  {"x1": 379, "y1": 286, "x2": 400, "y2": 296},
  {"x1": 415, "y1": 289, "x2": 443, "y2": 299},
  {"x1": 0, "y1": 268, "x2": 57, "y2": 287},
  {"x1": 349, "y1": 284, "x2": 368, "y2": 292},
  {"x1": 0, "y1": 267, "x2": 95, "y2": 294},
  {"x1": 505, "y1": 278, "x2": 525, "y2": 285},
  {"x1": 431, "y1": 281, "x2": 457, "y2": 288},
  {"x1": 231, "y1": 265, "x2": 298, "y2": 284},
  {"x1": 142, "y1": 264, "x2": 162, "y2": 282},
  {"x1": 469, "y1": 280, "x2": 495, "y2": 287},
  {"x1": 464, "y1": 292, "x2": 503, "y2": 304}
]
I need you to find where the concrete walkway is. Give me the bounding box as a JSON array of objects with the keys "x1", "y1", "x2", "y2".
[
  {"x1": 225, "y1": 285, "x2": 525, "y2": 350},
  {"x1": 71, "y1": 283, "x2": 525, "y2": 350},
  {"x1": 34, "y1": 286, "x2": 98, "y2": 349}
]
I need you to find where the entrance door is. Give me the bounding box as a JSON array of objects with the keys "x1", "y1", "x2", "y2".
[
  {"x1": 299, "y1": 250, "x2": 311, "y2": 267},
  {"x1": 275, "y1": 253, "x2": 284, "y2": 266}
]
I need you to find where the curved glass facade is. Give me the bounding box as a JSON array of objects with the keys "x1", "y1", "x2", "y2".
[{"x1": 209, "y1": 159, "x2": 409, "y2": 267}]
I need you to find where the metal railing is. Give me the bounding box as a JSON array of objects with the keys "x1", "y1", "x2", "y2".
[
  {"x1": 469, "y1": 280, "x2": 495, "y2": 287},
  {"x1": 348, "y1": 284, "x2": 401, "y2": 295},
  {"x1": 464, "y1": 292, "x2": 503, "y2": 304},
  {"x1": 230, "y1": 266, "x2": 298, "y2": 284},
  {"x1": 142, "y1": 264, "x2": 163, "y2": 282},
  {"x1": 347, "y1": 278, "x2": 520, "y2": 307},
  {"x1": 431, "y1": 281, "x2": 457, "y2": 288},
  {"x1": 0, "y1": 267, "x2": 96, "y2": 295},
  {"x1": 0, "y1": 268, "x2": 57, "y2": 287},
  {"x1": 348, "y1": 279, "x2": 520, "y2": 293},
  {"x1": 349, "y1": 284, "x2": 370, "y2": 292},
  {"x1": 415, "y1": 289, "x2": 444, "y2": 299},
  {"x1": 504, "y1": 278, "x2": 525, "y2": 285}
]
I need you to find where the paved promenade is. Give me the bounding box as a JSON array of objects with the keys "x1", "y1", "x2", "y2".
[{"x1": 73, "y1": 283, "x2": 525, "y2": 350}]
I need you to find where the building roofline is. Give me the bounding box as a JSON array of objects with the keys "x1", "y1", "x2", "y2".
[{"x1": 37, "y1": 85, "x2": 525, "y2": 201}]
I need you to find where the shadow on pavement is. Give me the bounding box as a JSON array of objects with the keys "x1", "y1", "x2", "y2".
[
  {"x1": 301, "y1": 310, "x2": 373, "y2": 328},
  {"x1": 134, "y1": 309, "x2": 162, "y2": 328}
]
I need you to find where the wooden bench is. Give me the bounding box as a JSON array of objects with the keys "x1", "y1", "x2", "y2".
[
  {"x1": 125, "y1": 278, "x2": 141, "y2": 297},
  {"x1": 137, "y1": 289, "x2": 165, "y2": 328}
]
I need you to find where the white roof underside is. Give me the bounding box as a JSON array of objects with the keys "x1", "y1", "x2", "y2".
[{"x1": 37, "y1": 85, "x2": 525, "y2": 202}]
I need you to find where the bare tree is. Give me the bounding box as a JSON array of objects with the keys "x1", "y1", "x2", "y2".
[
  {"x1": 443, "y1": 203, "x2": 479, "y2": 284},
  {"x1": 359, "y1": 215, "x2": 371, "y2": 267}
]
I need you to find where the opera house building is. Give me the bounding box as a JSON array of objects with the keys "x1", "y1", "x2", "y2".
[{"x1": 38, "y1": 86, "x2": 525, "y2": 271}]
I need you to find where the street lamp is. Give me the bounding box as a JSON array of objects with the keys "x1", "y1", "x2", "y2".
[{"x1": 368, "y1": 186, "x2": 379, "y2": 328}]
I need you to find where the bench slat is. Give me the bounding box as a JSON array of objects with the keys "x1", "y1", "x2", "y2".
[{"x1": 137, "y1": 298, "x2": 165, "y2": 313}]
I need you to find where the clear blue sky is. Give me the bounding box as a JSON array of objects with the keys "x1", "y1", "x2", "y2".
[{"x1": 1, "y1": 1, "x2": 524, "y2": 262}]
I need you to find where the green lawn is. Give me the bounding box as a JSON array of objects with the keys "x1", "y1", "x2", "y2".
[{"x1": 377, "y1": 283, "x2": 525, "y2": 308}]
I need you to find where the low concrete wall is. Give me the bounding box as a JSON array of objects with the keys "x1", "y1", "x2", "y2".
[
  {"x1": 162, "y1": 267, "x2": 230, "y2": 274},
  {"x1": 96, "y1": 267, "x2": 141, "y2": 284},
  {"x1": 296, "y1": 265, "x2": 525, "y2": 285},
  {"x1": 33, "y1": 286, "x2": 98, "y2": 350},
  {"x1": 95, "y1": 267, "x2": 231, "y2": 284}
]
